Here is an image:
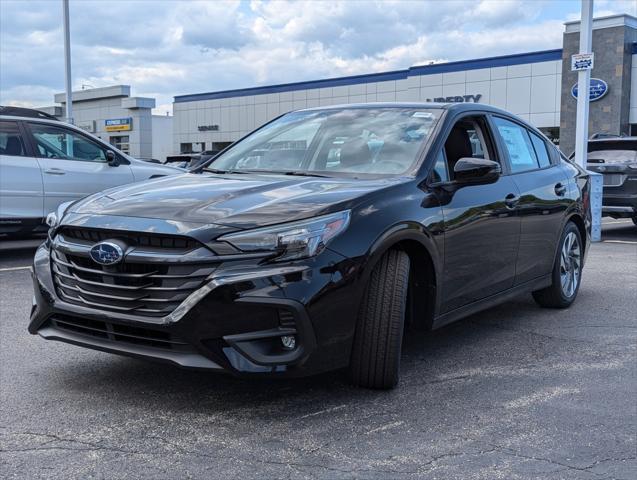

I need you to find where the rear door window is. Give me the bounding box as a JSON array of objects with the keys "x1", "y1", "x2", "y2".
[{"x1": 0, "y1": 121, "x2": 27, "y2": 157}]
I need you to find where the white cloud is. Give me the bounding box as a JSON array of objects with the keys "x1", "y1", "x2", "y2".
[{"x1": 0, "y1": 0, "x2": 634, "y2": 115}]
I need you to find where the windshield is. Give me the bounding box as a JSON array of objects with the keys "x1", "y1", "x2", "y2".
[{"x1": 205, "y1": 107, "x2": 442, "y2": 176}]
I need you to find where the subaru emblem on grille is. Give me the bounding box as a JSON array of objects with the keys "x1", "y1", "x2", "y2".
[{"x1": 89, "y1": 242, "x2": 124, "y2": 265}]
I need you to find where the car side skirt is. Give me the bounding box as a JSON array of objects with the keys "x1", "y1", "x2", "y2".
[{"x1": 432, "y1": 274, "x2": 552, "y2": 330}]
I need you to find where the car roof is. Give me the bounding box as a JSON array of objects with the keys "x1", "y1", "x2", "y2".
[
  {"x1": 297, "y1": 101, "x2": 513, "y2": 116},
  {"x1": 0, "y1": 106, "x2": 59, "y2": 121},
  {"x1": 0, "y1": 114, "x2": 61, "y2": 124}
]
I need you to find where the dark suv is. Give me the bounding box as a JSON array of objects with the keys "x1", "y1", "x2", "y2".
[
  {"x1": 583, "y1": 136, "x2": 637, "y2": 224},
  {"x1": 30, "y1": 103, "x2": 591, "y2": 389}
]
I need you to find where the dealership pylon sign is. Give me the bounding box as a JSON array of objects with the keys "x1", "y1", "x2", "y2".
[{"x1": 571, "y1": 52, "x2": 594, "y2": 71}]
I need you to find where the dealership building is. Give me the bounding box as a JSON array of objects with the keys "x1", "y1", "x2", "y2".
[
  {"x1": 173, "y1": 13, "x2": 637, "y2": 156},
  {"x1": 41, "y1": 85, "x2": 173, "y2": 161}
]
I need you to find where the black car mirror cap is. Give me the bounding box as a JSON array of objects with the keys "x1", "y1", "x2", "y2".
[
  {"x1": 453, "y1": 157, "x2": 501, "y2": 184},
  {"x1": 106, "y1": 150, "x2": 120, "y2": 167}
]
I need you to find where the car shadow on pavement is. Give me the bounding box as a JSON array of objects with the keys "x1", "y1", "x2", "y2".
[
  {"x1": 601, "y1": 221, "x2": 637, "y2": 241},
  {"x1": 46, "y1": 296, "x2": 551, "y2": 418}
]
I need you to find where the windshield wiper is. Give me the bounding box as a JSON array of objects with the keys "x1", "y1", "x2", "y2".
[
  {"x1": 204, "y1": 168, "x2": 330, "y2": 178},
  {"x1": 203, "y1": 168, "x2": 249, "y2": 174},
  {"x1": 280, "y1": 171, "x2": 331, "y2": 178}
]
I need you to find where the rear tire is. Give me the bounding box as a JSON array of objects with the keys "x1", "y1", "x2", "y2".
[
  {"x1": 532, "y1": 222, "x2": 583, "y2": 308},
  {"x1": 349, "y1": 250, "x2": 410, "y2": 389}
]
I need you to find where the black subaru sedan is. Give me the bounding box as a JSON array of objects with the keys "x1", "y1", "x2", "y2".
[{"x1": 30, "y1": 103, "x2": 591, "y2": 389}]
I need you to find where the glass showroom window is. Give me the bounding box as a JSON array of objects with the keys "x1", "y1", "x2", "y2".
[
  {"x1": 110, "y1": 136, "x2": 130, "y2": 154},
  {"x1": 180, "y1": 142, "x2": 206, "y2": 154}
]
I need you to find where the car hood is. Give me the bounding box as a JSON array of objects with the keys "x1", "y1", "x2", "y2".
[{"x1": 70, "y1": 172, "x2": 406, "y2": 229}]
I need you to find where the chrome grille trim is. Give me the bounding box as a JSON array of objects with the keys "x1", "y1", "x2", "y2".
[
  {"x1": 52, "y1": 251, "x2": 211, "y2": 279},
  {"x1": 51, "y1": 230, "x2": 219, "y2": 318},
  {"x1": 51, "y1": 268, "x2": 194, "y2": 292}
]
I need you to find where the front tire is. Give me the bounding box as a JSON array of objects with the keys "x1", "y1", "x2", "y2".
[
  {"x1": 532, "y1": 222, "x2": 583, "y2": 308},
  {"x1": 349, "y1": 250, "x2": 410, "y2": 389}
]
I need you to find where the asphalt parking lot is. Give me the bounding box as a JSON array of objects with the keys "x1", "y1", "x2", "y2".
[{"x1": 0, "y1": 220, "x2": 635, "y2": 479}]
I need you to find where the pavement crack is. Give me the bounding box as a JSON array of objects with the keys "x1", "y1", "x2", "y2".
[
  {"x1": 472, "y1": 321, "x2": 628, "y2": 347},
  {"x1": 1, "y1": 431, "x2": 140, "y2": 456},
  {"x1": 489, "y1": 444, "x2": 636, "y2": 474}
]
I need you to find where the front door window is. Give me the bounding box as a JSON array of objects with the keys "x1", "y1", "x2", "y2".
[{"x1": 29, "y1": 123, "x2": 107, "y2": 162}]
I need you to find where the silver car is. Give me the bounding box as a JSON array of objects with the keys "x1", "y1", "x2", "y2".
[{"x1": 0, "y1": 107, "x2": 181, "y2": 234}]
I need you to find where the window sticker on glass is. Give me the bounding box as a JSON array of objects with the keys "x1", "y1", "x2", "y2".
[
  {"x1": 412, "y1": 112, "x2": 434, "y2": 119},
  {"x1": 495, "y1": 122, "x2": 537, "y2": 171}
]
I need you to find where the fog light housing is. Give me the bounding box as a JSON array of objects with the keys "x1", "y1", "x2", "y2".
[{"x1": 281, "y1": 335, "x2": 296, "y2": 350}]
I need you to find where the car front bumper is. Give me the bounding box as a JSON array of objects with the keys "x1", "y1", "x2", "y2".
[{"x1": 29, "y1": 234, "x2": 363, "y2": 378}]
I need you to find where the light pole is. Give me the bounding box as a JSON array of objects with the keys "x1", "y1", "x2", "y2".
[
  {"x1": 573, "y1": 0, "x2": 593, "y2": 169},
  {"x1": 572, "y1": 0, "x2": 602, "y2": 242},
  {"x1": 62, "y1": 0, "x2": 73, "y2": 123}
]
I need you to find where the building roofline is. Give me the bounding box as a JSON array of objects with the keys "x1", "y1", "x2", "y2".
[
  {"x1": 564, "y1": 13, "x2": 637, "y2": 33},
  {"x1": 174, "y1": 48, "x2": 562, "y2": 104},
  {"x1": 54, "y1": 85, "x2": 131, "y2": 104}
]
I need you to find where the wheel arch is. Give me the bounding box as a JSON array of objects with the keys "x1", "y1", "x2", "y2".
[
  {"x1": 361, "y1": 222, "x2": 441, "y2": 330},
  {"x1": 565, "y1": 212, "x2": 588, "y2": 258}
]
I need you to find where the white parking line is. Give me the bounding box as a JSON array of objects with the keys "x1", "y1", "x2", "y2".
[
  {"x1": 0, "y1": 266, "x2": 31, "y2": 272},
  {"x1": 602, "y1": 240, "x2": 637, "y2": 245}
]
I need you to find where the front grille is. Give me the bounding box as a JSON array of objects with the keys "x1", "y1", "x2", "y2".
[
  {"x1": 51, "y1": 231, "x2": 218, "y2": 317},
  {"x1": 603, "y1": 173, "x2": 627, "y2": 187},
  {"x1": 48, "y1": 314, "x2": 193, "y2": 351},
  {"x1": 59, "y1": 227, "x2": 200, "y2": 251}
]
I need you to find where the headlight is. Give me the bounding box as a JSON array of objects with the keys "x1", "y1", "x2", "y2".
[
  {"x1": 218, "y1": 210, "x2": 351, "y2": 261},
  {"x1": 628, "y1": 163, "x2": 637, "y2": 170},
  {"x1": 45, "y1": 201, "x2": 74, "y2": 232}
]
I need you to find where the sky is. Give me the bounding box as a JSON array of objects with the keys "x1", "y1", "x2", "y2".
[{"x1": 1, "y1": 0, "x2": 636, "y2": 115}]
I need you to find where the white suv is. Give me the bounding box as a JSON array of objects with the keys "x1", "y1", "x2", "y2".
[{"x1": 0, "y1": 107, "x2": 182, "y2": 234}]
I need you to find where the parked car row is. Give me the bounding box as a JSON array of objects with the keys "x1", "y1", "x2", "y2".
[{"x1": 0, "y1": 106, "x2": 181, "y2": 235}]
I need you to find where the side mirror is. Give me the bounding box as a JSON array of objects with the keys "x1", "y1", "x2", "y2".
[
  {"x1": 106, "y1": 150, "x2": 120, "y2": 167},
  {"x1": 453, "y1": 157, "x2": 501, "y2": 183}
]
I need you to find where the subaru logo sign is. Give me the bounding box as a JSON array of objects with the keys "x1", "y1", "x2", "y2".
[
  {"x1": 571, "y1": 78, "x2": 608, "y2": 102},
  {"x1": 89, "y1": 242, "x2": 124, "y2": 265}
]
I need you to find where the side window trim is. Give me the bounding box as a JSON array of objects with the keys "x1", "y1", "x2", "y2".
[
  {"x1": 528, "y1": 130, "x2": 553, "y2": 169},
  {"x1": 17, "y1": 120, "x2": 40, "y2": 158},
  {"x1": 484, "y1": 114, "x2": 511, "y2": 175},
  {"x1": 470, "y1": 119, "x2": 491, "y2": 161}
]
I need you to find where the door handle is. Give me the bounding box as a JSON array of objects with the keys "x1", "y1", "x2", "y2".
[
  {"x1": 504, "y1": 193, "x2": 520, "y2": 209},
  {"x1": 44, "y1": 168, "x2": 66, "y2": 175},
  {"x1": 554, "y1": 182, "x2": 567, "y2": 196}
]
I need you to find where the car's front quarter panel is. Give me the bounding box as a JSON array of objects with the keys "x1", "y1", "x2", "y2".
[{"x1": 28, "y1": 178, "x2": 445, "y2": 378}]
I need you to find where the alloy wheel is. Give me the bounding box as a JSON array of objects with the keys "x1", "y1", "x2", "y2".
[{"x1": 559, "y1": 231, "x2": 581, "y2": 298}]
